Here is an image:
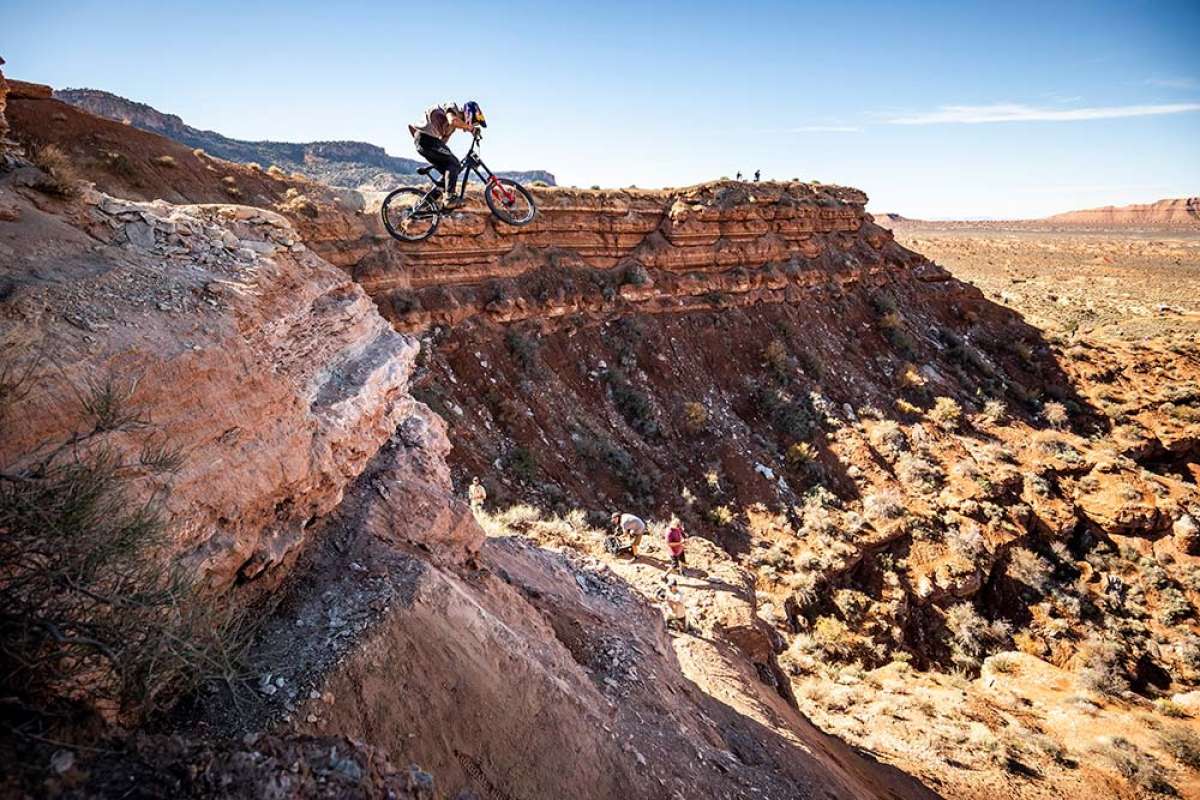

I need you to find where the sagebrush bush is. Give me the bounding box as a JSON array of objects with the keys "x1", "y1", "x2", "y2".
[
  {"x1": 928, "y1": 397, "x2": 963, "y2": 430},
  {"x1": 1159, "y1": 724, "x2": 1200, "y2": 769},
  {"x1": 864, "y1": 487, "x2": 906, "y2": 521},
  {"x1": 1006, "y1": 546, "x2": 1053, "y2": 594},
  {"x1": 869, "y1": 420, "x2": 907, "y2": 460},
  {"x1": 0, "y1": 366, "x2": 247, "y2": 727},
  {"x1": 1094, "y1": 738, "x2": 1175, "y2": 795},
  {"x1": 152, "y1": 154, "x2": 177, "y2": 168},
  {"x1": 31, "y1": 144, "x2": 81, "y2": 197},
  {"x1": 683, "y1": 401, "x2": 709, "y2": 432},
  {"x1": 1043, "y1": 401, "x2": 1070, "y2": 429},
  {"x1": 979, "y1": 399, "x2": 1007, "y2": 425}
]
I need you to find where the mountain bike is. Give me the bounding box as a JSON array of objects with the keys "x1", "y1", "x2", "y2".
[{"x1": 381, "y1": 129, "x2": 537, "y2": 242}]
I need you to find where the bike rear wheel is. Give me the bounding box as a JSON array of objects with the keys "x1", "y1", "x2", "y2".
[
  {"x1": 484, "y1": 178, "x2": 537, "y2": 226},
  {"x1": 382, "y1": 187, "x2": 441, "y2": 242}
]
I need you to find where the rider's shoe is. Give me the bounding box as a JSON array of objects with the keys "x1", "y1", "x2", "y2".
[{"x1": 443, "y1": 196, "x2": 466, "y2": 210}]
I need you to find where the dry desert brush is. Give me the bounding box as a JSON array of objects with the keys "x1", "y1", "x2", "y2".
[{"x1": 0, "y1": 365, "x2": 248, "y2": 730}]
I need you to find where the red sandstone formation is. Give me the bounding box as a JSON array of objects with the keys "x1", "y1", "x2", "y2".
[{"x1": 1046, "y1": 197, "x2": 1200, "y2": 227}]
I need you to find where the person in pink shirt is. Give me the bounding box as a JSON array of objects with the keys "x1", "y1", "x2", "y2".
[{"x1": 665, "y1": 523, "x2": 687, "y2": 572}]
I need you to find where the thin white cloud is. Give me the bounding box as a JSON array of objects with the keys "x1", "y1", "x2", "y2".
[
  {"x1": 1145, "y1": 76, "x2": 1197, "y2": 89},
  {"x1": 888, "y1": 102, "x2": 1200, "y2": 125},
  {"x1": 790, "y1": 125, "x2": 862, "y2": 133}
]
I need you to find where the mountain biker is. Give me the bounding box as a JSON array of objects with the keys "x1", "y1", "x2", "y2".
[
  {"x1": 408, "y1": 101, "x2": 487, "y2": 209},
  {"x1": 610, "y1": 512, "x2": 647, "y2": 557}
]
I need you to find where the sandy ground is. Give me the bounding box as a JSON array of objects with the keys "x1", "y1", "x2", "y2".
[{"x1": 887, "y1": 224, "x2": 1200, "y2": 345}]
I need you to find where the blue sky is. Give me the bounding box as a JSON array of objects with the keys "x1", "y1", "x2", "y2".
[{"x1": 4, "y1": 0, "x2": 1198, "y2": 217}]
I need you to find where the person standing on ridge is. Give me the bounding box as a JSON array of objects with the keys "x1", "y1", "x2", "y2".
[
  {"x1": 665, "y1": 521, "x2": 687, "y2": 572},
  {"x1": 754, "y1": 169, "x2": 761, "y2": 182},
  {"x1": 735, "y1": 171, "x2": 743, "y2": 181},
  {"x1": 408, "y1": 101, "x2": 487, "y2": 209},
  {"x1": 468, "y1": 476, "x2": 487, "y2": 513},
  {"x1": 611, "y1": 511, "x2": 647, "y2": 557}
]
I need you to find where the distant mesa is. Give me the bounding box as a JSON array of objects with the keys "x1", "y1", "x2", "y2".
[
  {"x1": 1044, "y1": 197, "x2": 1200, "y2": 226},
  {"x1": 53, "y1": 87, "x2": 555, "y2": 190},
  {"x1": 870, "y1": 197, "x2": 1199, "y2": 229}
]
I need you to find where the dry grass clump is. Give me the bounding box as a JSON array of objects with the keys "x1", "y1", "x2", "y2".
[
  {"x1": 1006, "y1": 546, "x2": 1053, "y2": 594},
  {"x1": 683, "y1": 401, "x2": 709, "y2": 432},
  {"x1": 894, "y1": 397, "x2": 922, "y2": 415},
  {"x1": 928, "y1": 396, "x2": 963, "y2": 430},
  {"x1": 1158, "y1": 724, "x2": 1200, "y2": 769},
  {"x1": 979, "y1": 399, "x2": 1007, "y2": 425},
  {"x1": 897, "y1": 453, "x2": 944, "y2": 493},
  {"x1": 1043, "y1": 401, "x2": 1070, "y2": 429},
  {"x1": 869, "y1": 420, "x2": 908, "y2": 460},
  {"x1": 1154, "y1": 698, "x2": 1191, "y2": 719},
  {"x1": 192, "y1": 147, "x2": 207, "y2": 158},
  {"x1": 1078, "y1": 637, "x2": 1131, "y2": 697},
  {"x1": 1093, "y1": 737, "x2": 1176, "y2": 795},
  {"x1": 246, "y1": 162, "x2": 263, "y2": 172},
  {"x1": 786, "y1": 441, "x2": 816, "y2": 469},
  {"x1": 31, "y1": 144, "x2": 81, "y2": 197},
  {"x1": 864, "y1": 487, "x2": 906, "y2": 521},
  {"x1": 266, "y1": 164, "x2": 287, "y2": 177},
  {"x1": 277, "y1": 187, "x2": 319, "y2": 218},
  {"x1": 898, "y1": 362, "x2": 926, "y2": 389},
  {"x1": 152, "y1": 154, "x2": 177, "y2": 168}
]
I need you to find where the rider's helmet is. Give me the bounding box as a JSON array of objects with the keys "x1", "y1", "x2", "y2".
[{"x1": 463, "y1": 100, "x2": 487, "y2": 128}]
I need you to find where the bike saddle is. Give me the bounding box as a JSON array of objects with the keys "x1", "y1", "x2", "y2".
[{"x1": 416, "y1": 166, "x2": 434, "y2": 176}]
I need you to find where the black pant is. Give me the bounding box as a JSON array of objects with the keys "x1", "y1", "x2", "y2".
[{"x1": 415, "y1": 134, "x2": 459, "y2": 194}]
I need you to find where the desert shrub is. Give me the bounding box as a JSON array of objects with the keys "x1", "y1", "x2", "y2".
[
  {"x1": 1159, "y1": 725, "x2": 1200, "y2": 769},
  {"x1": 786, "y1": 441, "x2": 816, "y2": 469},
  {"x1": 531, "y1": 180, "x2": 550, "y2": 187},
  {"x1": 764, "y1": 339, "x2": 791, "y2": 379},
  {"x1": 152, "y1": 154, "x2": 176, "y2": 168},
  {"x1": 864, "y1": 487, "x2": 906, "y2": 521},
  {"x1": 246, "y1": 162, "x2": 263, "y2": 172},
  {"x1": 869, "y1": 291, "x2": 898, "y2": 316},
  {"x1": 898, "y1": 362, "x2": 926, "y2": 390},
  {"x1": 990, "y1": 654, "x2": 1020, "y2": 674},
  {"x1": 590, "y1": 185, "x2": 601, "y2": 190},
  {"x1": 1078, "y1": 638, "x2": 1130, "y2": 696},
  {"x1": 894, "y1": 397, "x2": 922, "y2": 415},
  {"x1": 1155, "y1": 699, "x2": 1191, "y2": 719},
  {"x1": 897, "y1": 453, "x2": 944, "y2": 493},
  {"x1": 277, "y1": 188, "x2": 319, "y2": 218},
  {"x1": 947, "y1": 523, "x2": 986, "y2": 561},
  {"x1": 707, "y1": 504, "x2": 736, "y2": 527},
  {"x1": 928, "y1": 397, "x2": 963, "y2": 431},
  {"x1": 812, "y1": 616, "x2": 873, "y2": 662},
  {"x1": 1094, "y1": 738, "x2": 1176, "y2": 795},
  {"x1": 192, "y1": 148, "x2": 207, "y2": 158},
  {"x1": 31, "y1": 144, "x2": 81, "y2": 197},
  {"x1": 266, "y1": 164, "x2": 287, "y2": 177},
  {"x1": 749, "y1": 380, "x2": 816, "y2": 439},
  {"x1": 98, "y1": 149, "x2": 135, "y2": 177},
  {"x1": 623, "y1": 263, "x2": 650, "y2": 286},
  {"x1": 979, "y1": 399, "x2": 1007, "y2": 425},
  {"x1": 869, "y1": 420, "x2": 907, "y2": 461},
  {"x1": 505, "y1": 329, "x2": 541, "y2": 373},
  {"x1": 683, "y1": 401, "x2": 709, "y2": 433},
  {"x1": 0, "y1": 370, "x2": 245, "y2": 727},
  {"x1": 506, "y1": 446, "x2": 538, "y2": 483},
  {"x1": 1160, "y1": 588, "x2": 1194, "y2": 625},
  {"x1": 1043, "y1": 401, "x2": 1070, "y2": 429},
  {"x1": 944, "y1": 603, "x2": 1011, "y2": 669},
  {"x1": 1006, "y1": 546, "x2": 1053, "y2": 594},
  {"x1": 605, "y1": 369, "x2": 660, "y2": 438}
]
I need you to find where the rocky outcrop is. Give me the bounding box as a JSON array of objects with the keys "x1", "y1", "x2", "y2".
[
  {"x1": 0, "y1": 177, "x2": 420, "y2": 594},
  {"x1": 0, "y1": 58, "x2": 9, "y2": 150},
  {"x1": 359, "y1": 181, "x2": 914, "y2": 331}
]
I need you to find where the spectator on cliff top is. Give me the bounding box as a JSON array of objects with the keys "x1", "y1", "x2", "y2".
[
  {"x1": 754, "y1": 169, "x2": 761, "y2": 182},
  {"x1": 735, "y1": 171, "x2": 743, "y2": 181},
  {"x1": 408, "y1": 100, "x2": 486, "y2": 209}
]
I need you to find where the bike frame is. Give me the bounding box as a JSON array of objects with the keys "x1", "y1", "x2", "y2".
[{"x1": 424, "y1": 131, "x2": 517, "y2": 206}]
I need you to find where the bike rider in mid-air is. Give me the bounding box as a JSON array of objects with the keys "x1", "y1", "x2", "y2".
[{"x1": 408, "y1": 101, "x2": 486, "y2": 209}]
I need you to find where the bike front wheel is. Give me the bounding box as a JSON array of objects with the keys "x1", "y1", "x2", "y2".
[
  {"x1": 484, "y1": 178, "x2": 537, "y2": 227},
  {"x1": 381, "y1": 188, "x2": 441, "y2": 242}
]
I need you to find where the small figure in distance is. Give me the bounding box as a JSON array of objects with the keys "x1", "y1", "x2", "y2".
[
  {"x1": 665, "y1": 520, "x2": 687, "y2": 574},
  {"x1": 468, "y1": 476, "x2": 486, "y2": 513},
  {"x1": 735, "y1": 171, "x2": 743, "y2": 181},
  {"x1": 754, "y1": 169, "x2": 761, "y2": 182}
]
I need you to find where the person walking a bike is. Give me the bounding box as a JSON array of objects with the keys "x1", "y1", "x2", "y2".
[{"x1": 408, "y1": 101, "x2": 486, "y2": 209}]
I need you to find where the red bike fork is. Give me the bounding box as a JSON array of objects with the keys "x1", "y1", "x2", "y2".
[{"x1": 488, "y1": 176, "x2": 516, "y2": 205}]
